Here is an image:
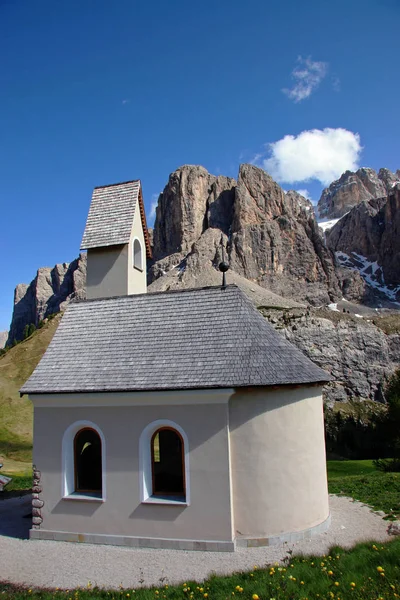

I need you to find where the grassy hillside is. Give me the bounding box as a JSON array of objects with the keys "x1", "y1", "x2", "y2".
[{"x1": 0, "y1": 314, "x2": 61, "y2": 474}]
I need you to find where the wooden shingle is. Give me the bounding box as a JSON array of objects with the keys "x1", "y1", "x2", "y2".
[{"x1": 21, "y1": 285, "x2": 331, "y2": 395}]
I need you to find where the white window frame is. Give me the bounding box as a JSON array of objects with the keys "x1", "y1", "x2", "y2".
[
  {"x1": 61, "y1": 420, "x2": 106, "y2": 502},
  {"x1": 133, "y1": 237, "x2": 143, "y2": 271},
  {"x1": 139, "y1": 419, "x2": 190, "y2": 506}
]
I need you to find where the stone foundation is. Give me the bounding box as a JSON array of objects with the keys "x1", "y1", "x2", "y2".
[{"x1": 31, "y1": 466, "x2": 44, "y2": 529}]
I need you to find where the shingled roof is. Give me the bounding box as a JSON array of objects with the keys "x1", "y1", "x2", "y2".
[
  {"x1": 21, "y1": 286, "x2": 330, "y2": 395},
  {"x1": 81, "y1": 180, "x2": 152, "y2": 257}
]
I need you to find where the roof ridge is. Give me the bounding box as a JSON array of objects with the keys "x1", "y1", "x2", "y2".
[
  {"x1": 71, "y1": 284, "x2": 240, "y2": 306},
  {"x1": 94, "y1": 180, "x2": 140, "y2": 189}
]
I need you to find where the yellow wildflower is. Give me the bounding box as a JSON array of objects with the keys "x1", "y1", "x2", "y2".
[
  {"x1": 328, "y1": 571, "x2": 333, "y2": 576},
  {"x1": 334, "y1": 582, "x2": 339, "y2": 587},
  {"x1": 252, "y1": 595, "x2": 259, "y2": 600},
  {"x1": 350, "y1": 582, "x2": 356, "y2": 588},
  {"x1": 377, "y1": 566, "x2": 384, "y2": 573}
]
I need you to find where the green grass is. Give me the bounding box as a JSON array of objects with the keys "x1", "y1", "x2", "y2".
[
  {"x1": 0, "y1": 314, "x2": 61, "y2": 472},
  {"x1": 1, "y1": 473, "x2": 32, "y2": 492},
  {"x1": 327, "y1": 459, "x2": 377, "y2": 478},
  {"x1": 1, "y1": 537, "x2": 400, "y2": 598},
  {"x1": 327, "y1": 459, "x2": 400, "y2": 519}
]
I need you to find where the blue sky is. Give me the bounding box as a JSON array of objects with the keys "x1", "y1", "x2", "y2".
[{"x1": 1, "y1": 0, "x2": 399, "y2": 332}]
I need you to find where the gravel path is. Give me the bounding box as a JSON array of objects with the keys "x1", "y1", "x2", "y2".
[{"x1": 0, "y1": 494, "x2": 391, "y2": 590}]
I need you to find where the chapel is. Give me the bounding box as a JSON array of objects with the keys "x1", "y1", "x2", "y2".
[{"x1": 21, "y1": 179, "x2": 330, "y2": 551}]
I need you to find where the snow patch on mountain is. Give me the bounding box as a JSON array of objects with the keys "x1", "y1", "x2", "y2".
[
  {"x1": 336, "y1": 251, "x2": 400, "y2": 304},
  {"x1": 318, "y1": 216, "x2": 343, "y2": 232}
]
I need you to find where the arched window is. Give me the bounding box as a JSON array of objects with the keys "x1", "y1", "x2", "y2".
[
  {"x1": 133, "y1": 238, "x2": 143, "y2": 271},
  {"x1": 139, "y1": 419, "x2": 190, "y2": 505},
  {"x1": 62, "y1": 421, "x2": 106, "y2": 500},
  {"x1": 151, "y1": 427, "x2": 185, "y2": 497},
  {"x1": 74, "y1": 428, "x2": 102, "y2": 494}
]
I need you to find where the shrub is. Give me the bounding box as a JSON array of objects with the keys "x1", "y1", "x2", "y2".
[
  {"x1": 373, "y1": 368, "x2": 400, "y2": 472},
  {"x1": 324, "y1": 405, "x2": 388, "y2": 460}
]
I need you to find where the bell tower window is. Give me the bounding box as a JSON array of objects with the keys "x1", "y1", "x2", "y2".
[{"x1": 133, "y1": 238, "x2": 143, "y2": 271}]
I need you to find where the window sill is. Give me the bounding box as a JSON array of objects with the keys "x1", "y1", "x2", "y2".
[
  {"x1": 142, "y1": 496, "x2": 187, "y2": 506},
  {"x1": 63, "y1": 493, "x2": 105, "y2": 502}
]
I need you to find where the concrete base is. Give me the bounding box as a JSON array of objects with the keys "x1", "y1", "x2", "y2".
[
  {"x1": 30, "y1": 514, "x2": 330, "y2": 552},
  {"x1": 29, "y1": 529, "x2": 235, "y2": 552},
  {"x1": 235, "y1": 513, "x2": 331, "y2": 548}
]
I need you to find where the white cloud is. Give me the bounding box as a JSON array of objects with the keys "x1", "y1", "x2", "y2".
[
  {"x1": 295, "y1": 189, "x2": 311, "y2": 200},
  {"x1": 262, "y1": 128, "x2": 362, "y2": 185},
  {"x1": 283, "y1": 56, "x2": 328, "y2": 102}
]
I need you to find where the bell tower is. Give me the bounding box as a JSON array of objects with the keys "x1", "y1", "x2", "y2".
[{"x1": 81, "y1": 180, "x2": 152, "y2": 300}]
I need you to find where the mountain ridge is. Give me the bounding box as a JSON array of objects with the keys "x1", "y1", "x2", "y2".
[{"x1": 6, "y1": 163, "x2": 400, "y2": 347}]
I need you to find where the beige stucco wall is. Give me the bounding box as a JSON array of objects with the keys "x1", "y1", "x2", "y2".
[
  {"x1": 86, "y1": 209, "x2": 146, "y2": 299},
  {"x1": 86, "y1": 245, "x2": 129, "y2": 299},
  {"x1": 32, "y1": 396, "x2": 233, "y2": 542},
  {"x1": 127, "y1": 209, "x2": 147, "y2": 295},
  {"x1": 229, "y1": 385, "x2": 329, "y2": 539}
]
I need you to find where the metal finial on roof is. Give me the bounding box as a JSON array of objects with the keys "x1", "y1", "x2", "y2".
[{"x1": 219, "y1": 234, "x2": 229, "y2": 288}]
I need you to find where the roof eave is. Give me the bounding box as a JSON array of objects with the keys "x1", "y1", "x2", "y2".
[{"x1": 20, "y1": 379, "x2": 330, "y2": 396}]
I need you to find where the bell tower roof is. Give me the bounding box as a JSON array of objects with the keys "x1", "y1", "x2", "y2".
[{"x1": 81, "y1": 179, "x2": 152, "y2": 258}]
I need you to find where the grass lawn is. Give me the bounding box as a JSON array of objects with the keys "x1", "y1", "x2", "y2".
[
  {"x1": 328, "y1": 460, "x2": 400, "y2": 520},
  {"x1": 0, "y1": 315, "x2": 61, "y2": 473},
  {"x1": 1, "y1": 537, "x2": 400, "y2": 599}
]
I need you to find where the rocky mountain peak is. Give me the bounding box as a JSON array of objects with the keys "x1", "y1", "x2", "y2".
[
  {"x1": 150, "y1": 163, "x2": 340, "y2": 305},
  {"x1": 7, "y1": 255, "x2": 86, "y2": 345},
  {"x1": 152, "y1": 165, "x2": 236, "y2": 261},
  {"x1": 285, "y1": 190, "x2": 314, "y2": 216},
  {"x1": 326, "y1": 184, "x2": 400, "y2": 302},
  {"x1": 7, "y1": 163, "x2": 400, "y2": 348},
  {"x1": 0, "y1": 331, "x2": 8, "y2": 349},
  {"x1": 317, "y1": 166, "x2": 399, "y2": 219},
  {"x1": 378, "y1": 167, "x2": 400, "y2": 190}
]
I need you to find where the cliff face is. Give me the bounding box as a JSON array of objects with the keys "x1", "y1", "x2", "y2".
[
  {"x1": 0, "y1": 331, "x2": 8, "y2": 349},
  {"x1": 153, "y1": 165, "x2": 236, "y2": 259},
  {"x1": 8, "y1": 164, "x2": 400, "y2": 342},
  {"x1": 7, "y1": 255, "x2": 86, "y2": 345},
  {"x1": 150, "y1": 164, "x2": 340, "y2": 305},
  {"x1": 6, "y1": 163, "x2": 400, "y2": 407},
  {"x1": 317, "y1": 167, "x2": 400, "y2": 219},
  {"x1": 326, "y1": 185, "x2": 400, "y2": 301},
  {"x1": 261, "y1": 306, "x2": 400, "y2": 405}
]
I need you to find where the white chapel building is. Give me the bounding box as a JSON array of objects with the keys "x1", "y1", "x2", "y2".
[{"x1": 21, "y1": 179, "x2": 331, "y2": 551}]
